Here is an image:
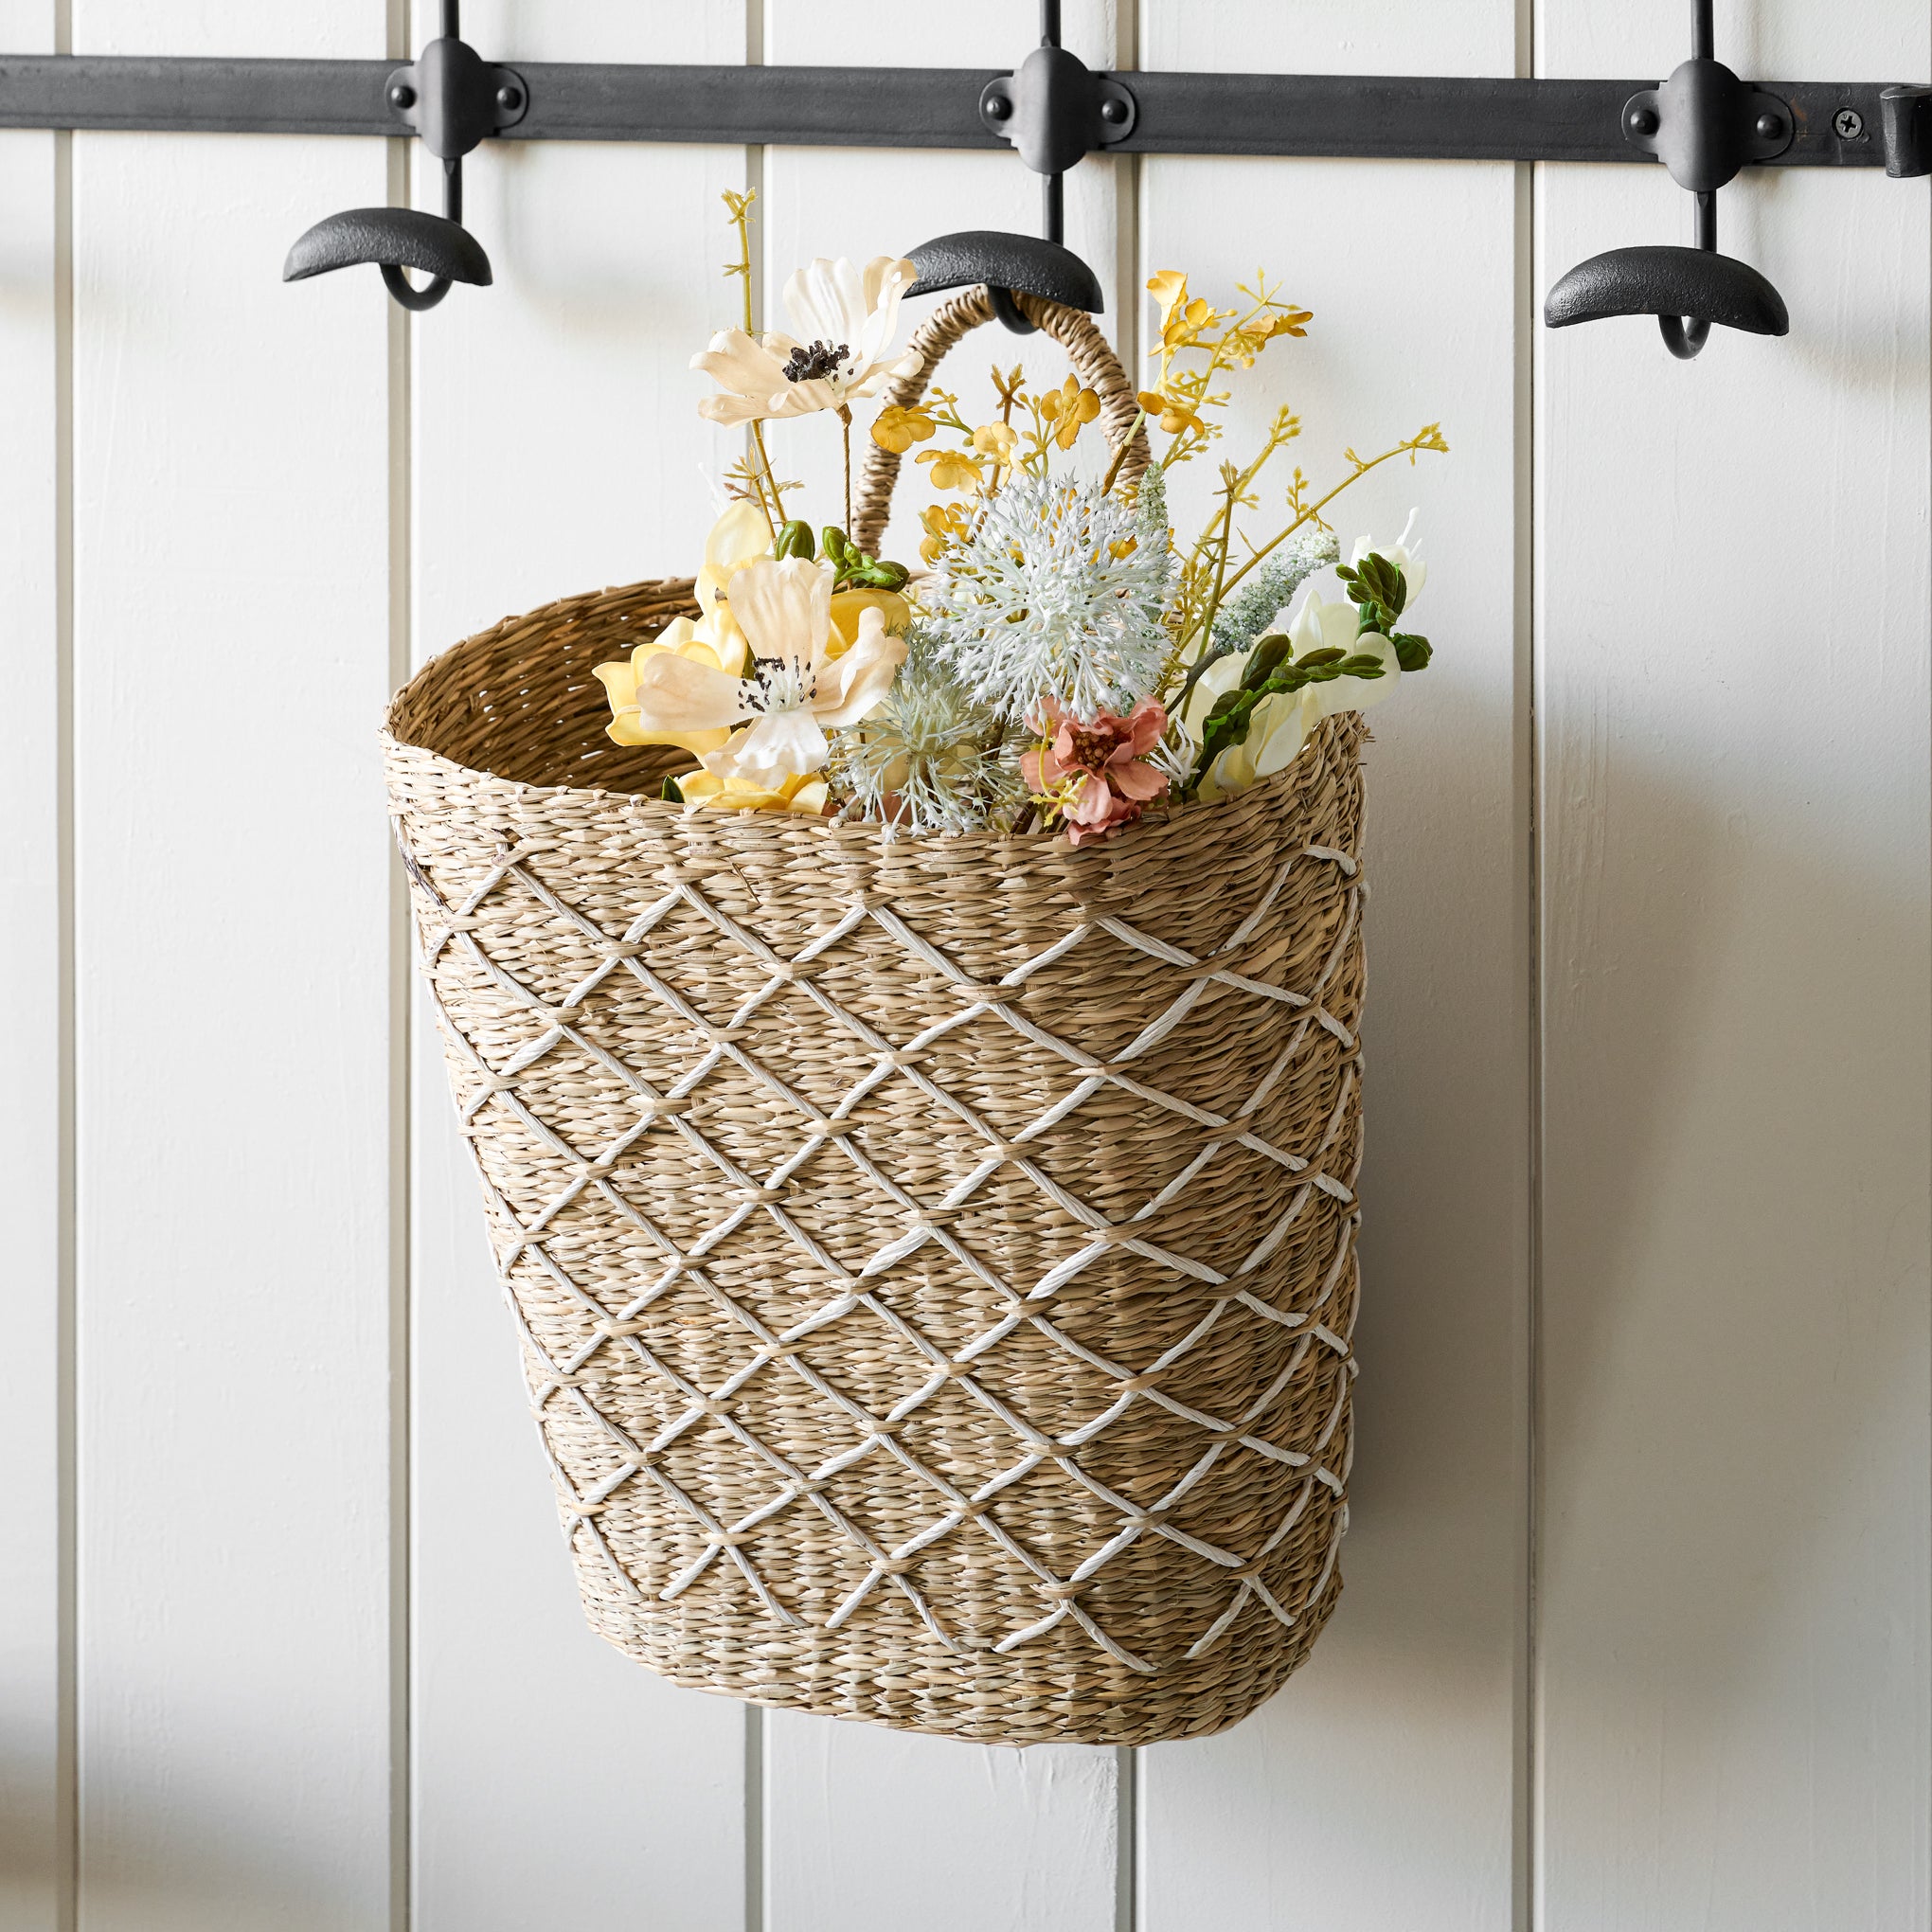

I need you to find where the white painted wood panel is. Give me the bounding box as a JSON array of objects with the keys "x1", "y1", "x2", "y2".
[
  {"x1": 1535, "y1": 5, "x2": 1932, "y2": 1927},
  {"x1": 405, "y1": 5, "x2": 754, "y2": 1926},
  {"x1": 758, "y1": 8, "x2": 1124, "y2": 1927},
  {"x1": 69, "y1": 4, "x2": 397, "y2": 1925},
  {"x1": 1136, "y1": 5, "x2": 1531, "y2": 1929},
  {"x1": 0, "y1": 4, "x2": 64, "y2": 1925}
]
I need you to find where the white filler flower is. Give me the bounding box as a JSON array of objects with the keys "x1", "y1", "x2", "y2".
[{"x1": 921, "y1": 474, "x2": 1172, "y2": 724}]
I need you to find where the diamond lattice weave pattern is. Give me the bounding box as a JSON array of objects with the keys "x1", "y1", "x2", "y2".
[{"x1": 384, "y1": 579, "x2": 1368, "y2": 1746}]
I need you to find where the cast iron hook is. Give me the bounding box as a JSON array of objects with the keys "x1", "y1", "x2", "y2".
[
  {"x1": 905, "y1": 0, "x2": 1131, "y2": 332},
  {"x1": 1543, "y1": 0, "x2": 1790, "y2": 358},
  {"x1": 282, "y1": 0, "x2": 524, "y2": 313}
]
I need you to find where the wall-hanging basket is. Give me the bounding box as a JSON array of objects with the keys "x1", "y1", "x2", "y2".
[{"x1": 383, "y1": 290, "x2": 1368, "y2": 1747}]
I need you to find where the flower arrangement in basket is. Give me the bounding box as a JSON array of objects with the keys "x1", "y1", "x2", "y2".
[
  {"x1": 382, "y1": 191, "x2": 1448, "y2": 1746},
  {"x1": 595, "y1": 193, "x2": 1445, "y2": 842}
]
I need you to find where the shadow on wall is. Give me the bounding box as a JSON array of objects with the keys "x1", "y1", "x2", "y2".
[{"x1": 0, "y1": 1744, "x2": 384, "y2": 1932}]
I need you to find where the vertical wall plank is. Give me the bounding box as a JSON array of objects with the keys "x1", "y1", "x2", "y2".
[
  {"x1": 69, "y1": 5, "x2": 396, "y2": 1926},
  {"x1": 758, "y1": 9, "x2": 1123, "y2": 1927},
  {"x1": 0, "y1": 3, "x2": 64, "y2": 1924},
  {"x1": 1535, "y1": 5, "x2": 1932, "y2": 1927},
  {"x1": 405, "y1": 7, "x2": 753, "y2": 1927},
  {"x1": 1136, "y1": 6, "x2": 1530, "y2": 1929}
]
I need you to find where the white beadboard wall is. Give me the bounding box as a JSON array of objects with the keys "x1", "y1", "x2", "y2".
[{"x1": 1, "y1": 1, "x2": 1925, "y2": 1927}]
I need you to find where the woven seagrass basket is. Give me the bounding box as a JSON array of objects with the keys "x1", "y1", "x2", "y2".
[{"x1": 383, "y1": 289, "x2": 1368, "y2": 1746}]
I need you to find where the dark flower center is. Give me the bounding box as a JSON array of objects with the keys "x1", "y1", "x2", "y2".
[
  {"x1": 783, "y1": 339, "x2": 850, "y2": 384},
  {"x1": 1069, "y1": 725, "x2": 1124, "y2": 770}
]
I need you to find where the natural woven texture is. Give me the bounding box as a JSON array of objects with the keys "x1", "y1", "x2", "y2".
[
  {"x1": 384, "y1": 583, "x2": 1367, "y2": 1745},
  {"x1": 383, "y1": 294, "x2": 1364, "y2": 1744},
  {"x1": 851, "y1": 284, "x2": 1151, "y2": 557}
]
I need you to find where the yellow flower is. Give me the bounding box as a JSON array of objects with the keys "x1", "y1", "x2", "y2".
[
  {"x1": 1147, "y1": 270, "x2": 1217, "y2": 354},
  {"x1": 595, "y1": 555, "x2": 904, "y2": 771},
  {"x1": 1107, "y1": 535, "x2": 1138, "y2": 561},
  {"x1": 920, "y1": 502, "x2": 970, "y2": 564},
  {"x1": 1138, "y1": 387, "x2": 1202, "y2": 437},
  {"x1": 593, "y1": 616, "x2": 742, "y2": 758},
  {"x1": 829, "y1": 586, "x2": 911, "y2": 656},
  {"x1": 677, "y1": 768, "x2": 831, "y2": 817},
  {"x1": 870, "y1": 402, "x2": 937, "y2": 455},
  {"x1": 1038, "y1": 377, "x2": 1100, "y2": 451},
  {"x1": 692, "y1": 499, "x2": 770, "y2": 670},
  {"x1": 1146, "y1": 269, "x2": 1189, "y2": 327},
  {"x1": 918, "y1": 447, "x2": 986, "y2": 492},
  {"x1": 972, "y1": 421, "x2": 1018, "y2": 465}
]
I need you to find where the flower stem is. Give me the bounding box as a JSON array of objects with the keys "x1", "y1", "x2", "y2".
[
  {"x1": 838, "y1": 404, "x2": 853, "y2": 535},
  {"x1": 1216, "y1": 438, "x2": 1428, "y2": 604},
  {"x1": 750, "y1": 419, "x2": 786, "y2": 531}
]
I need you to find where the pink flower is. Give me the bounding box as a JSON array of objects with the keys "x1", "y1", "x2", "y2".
[{"x1": 1021, "y1": 697, "x2": 1171, "y2": 846}]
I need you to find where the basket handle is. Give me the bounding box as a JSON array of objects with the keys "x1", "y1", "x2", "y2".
[{"x1": 850, "y1": 286, "x2": 1152, "y2": 559}]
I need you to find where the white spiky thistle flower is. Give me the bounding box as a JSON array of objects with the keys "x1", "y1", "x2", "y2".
[
  {"x1": 828, "y1": 629, "x2": 1022, "y2": 838},
  {"x1": 920, "y1": 474, "x2": 1172, "y2": 725}
]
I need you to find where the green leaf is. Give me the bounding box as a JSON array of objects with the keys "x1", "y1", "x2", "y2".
[
  {"x1": 1390, "y1": 631, "x2": 1432, "y2": 671},
  {"x1": 775, "y1": 518, "x2": 815, "y2": 562},
  {"x1": 661, "y1": 775, "x2": 686, "y2": 804},
  {"x1": 1296, "y1": 646, "x2": 1347, "y2": 669},
  {"x1": 1351, "y1": 551, "x2": 1406, "y2": 618},
  {"x1": 1243, "y1": 634, "x2": 1294, "y2": 688}
]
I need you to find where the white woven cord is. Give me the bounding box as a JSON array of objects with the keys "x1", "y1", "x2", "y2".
[{"x1": 398, "y1": 825, "x2": 1363, "y2": 1673}]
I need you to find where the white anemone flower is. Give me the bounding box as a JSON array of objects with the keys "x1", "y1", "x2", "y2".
[
  {"x1": 1348, "y1": 508, "x2": 1426, "y2": 609},
  {"x1": 1196, "y1": 689, "x2": 1311, "y2": 805},
  {"x1": 626, "y1": 556, "x2": 906, "y2": 787},
  {"x1": 1186, "y1": 581, "x2": 1404, "y2": 803},
  {"x1": 691, "y1": 256, "x2": 921, "y2": 425},
  {"x1": 1289, "y1": 585, "x2": 1402, "y2": 719}
]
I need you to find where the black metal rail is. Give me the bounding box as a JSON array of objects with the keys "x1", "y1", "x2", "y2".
[{"x1": 0, "y1": 56, "x2": 1905, "y2": 168}]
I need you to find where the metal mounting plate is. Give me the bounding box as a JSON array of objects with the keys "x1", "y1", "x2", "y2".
[
  {"x1": 385, "y1": 37, "x2": 527, "y2": 159},
  {"x1": 978, "y1": 45, "x2": 1136, "y2": 174},
  {"x1": 1621, "y1": 59, "x2": 1794, "y2": 191}
]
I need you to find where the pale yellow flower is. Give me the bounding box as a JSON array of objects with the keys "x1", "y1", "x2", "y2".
[
  {"x1": 1039, "y1": 377, "x2": 1101, "y2": 451},
  {"x1": 613, "y1": 557, "x2": 904, "y2": 788},
  {"x1": 1138, "y1": 386, "x2": 1202, "y2": 437},
  {"x1": 1147, "y1": 269, "x2": 1217, "y2": 353},
  {"x1": 918, "y1": 447, "x2": 987, "y2": 492},
  {"x1": 593, "y1": 616, "x2": 743, "y2": 759},
  {"x1": 829, "y1": 586, "x2": 911, "y2": 656},
  {"x1": 692, "y1": 499, "x2": 770, "y2": 669},
  {"x1": 677, "y1": 768, "x2": 831, "y2": 817},
  {"x1": 920, "y1": 502, "x2": 970, "y2": 564},
  {"x1": 870, "y1": 402, "x2": 937, "y2": 454},
  {"x1": 971, "y1": 421, "x2": 1018, "y2": 465}
]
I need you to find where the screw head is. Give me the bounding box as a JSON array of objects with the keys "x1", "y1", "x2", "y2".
[
  {"x1": 1100, "y1": 97, "x2": 1128, "y2": 124},
  {"x1": 1755, "y1": 112, "x2": 1784, "y2": 139},
  {"x1": 985, "y1": 93, "x2": 1012, "y2": 121},
  {"x1": 388, "y1": 81, "x2": 417, "y2": 110},
  {"x1": 1834, "y1": 106, "x2": 1866, "y2": 140},
  {"x1": 496, "y1": 82, "x2": 524, "y2": 112},
  {"x1": 1628, "y1": 106, "x2": 1659, "y2": 136}
]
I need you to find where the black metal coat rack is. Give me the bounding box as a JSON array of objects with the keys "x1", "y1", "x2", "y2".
[{"x1": 2, "y1": 0, "x2": 1926, "y2": 356}]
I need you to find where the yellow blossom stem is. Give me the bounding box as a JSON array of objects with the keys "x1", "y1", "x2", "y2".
[{"x1": 1216, "y1": 437, "x2": 1437, "y2": 604}]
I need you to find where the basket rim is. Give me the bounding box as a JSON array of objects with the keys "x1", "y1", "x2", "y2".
[{"x1": 381, "y1": 573, "x2": 1364, "y2": 864}]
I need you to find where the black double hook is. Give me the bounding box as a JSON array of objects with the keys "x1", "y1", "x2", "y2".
[
  {"x1": 904, "y1": 0, "x2": 1132, "y2": 331},
  {"x1": 1545, "y1": 0, "x2": 1790, "y2": 359},
  {"x1": 283, "y1": 1, "x2": 523, "y2": 313}
]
